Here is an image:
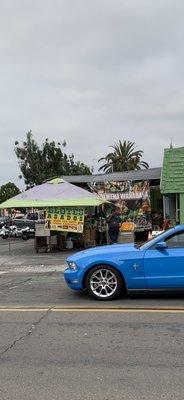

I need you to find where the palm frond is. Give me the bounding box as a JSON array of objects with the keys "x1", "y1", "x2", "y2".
[{"x1": 98, "y1": 139, "x2": 148, "y2": 173}]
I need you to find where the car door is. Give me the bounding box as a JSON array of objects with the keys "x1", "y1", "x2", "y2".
[{"x1": 144, "y1": 230, "x2": 184, "y2": 289}]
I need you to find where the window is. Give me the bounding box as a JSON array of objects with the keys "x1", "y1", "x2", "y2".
[
  {"x1": 176, "y1": 194, "x2": 180, "y2": 223},
  {"x1": 165, "y1": 231, "x2": 184, "y2": 249}
]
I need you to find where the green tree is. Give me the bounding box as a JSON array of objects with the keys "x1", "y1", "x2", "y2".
[
  {"x1": 0, "y1": 182, "x2": 20, "y2": 204},
  {"x1": 15, "y1": 131, "x2": 91, "y2": 187},
  {"x1": 98, "y1": 140, "x2": 149, "y2": 173}
]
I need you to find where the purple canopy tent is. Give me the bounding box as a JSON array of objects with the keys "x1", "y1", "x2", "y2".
[{"x1": 0, "y1": 178, "x2": 105, "y2": 209}]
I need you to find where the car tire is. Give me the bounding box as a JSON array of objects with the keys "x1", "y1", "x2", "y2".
[
  {"x1": 86, "y1": 265, "x2": 123, "y2": 301},
  {"x1": 22, "y1": 234, "x2": 28, "y2": 240},
  {"x1": 1, "y1": 235, "x2": 8, "y2": 239}
]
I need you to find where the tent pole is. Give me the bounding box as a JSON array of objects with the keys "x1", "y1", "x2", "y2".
[{"x1": 8, "y1": 208, "x2": 12, "y2": 255}]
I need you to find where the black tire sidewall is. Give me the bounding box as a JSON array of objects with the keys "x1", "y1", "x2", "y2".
[
  {"x1": 22, "y1": 233, "x2": 28, "y2": 240},
  {"x1": 86, "y1": 265, "x2": 123, "y2": 301}
]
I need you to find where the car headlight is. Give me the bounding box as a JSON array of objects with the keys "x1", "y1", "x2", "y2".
[{"x1": 67, "y1": 261, "x2": 78, "y2": 271}]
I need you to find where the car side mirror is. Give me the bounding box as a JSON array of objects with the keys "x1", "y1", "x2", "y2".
[{"x1": 155, "y1": 241, "x2": 168, "y2": 250}]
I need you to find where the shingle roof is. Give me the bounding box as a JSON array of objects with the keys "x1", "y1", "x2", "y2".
[
  {"x1": 161, "y1": 147, "x2": 184, "y2": 194},
  {"x1": 62, "y1": 167, "x2": 161, "y2": 184}
]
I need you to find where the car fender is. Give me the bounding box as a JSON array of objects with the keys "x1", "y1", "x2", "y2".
[{"x1": 81, "y1": 260, "x2": 127, "y2": 290}]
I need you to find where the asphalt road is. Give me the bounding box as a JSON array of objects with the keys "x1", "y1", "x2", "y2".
[{"x1": 1, "y1": 239, "x2": 184, "y2": 399}]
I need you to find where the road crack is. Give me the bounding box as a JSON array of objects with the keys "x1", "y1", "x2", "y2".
[{"x1": 0, "y1": 306, "x2": 54, "y2": 357}]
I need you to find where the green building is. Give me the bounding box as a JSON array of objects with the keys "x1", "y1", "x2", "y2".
[{"x1": 160, "y1": 146, "x2": 184, "y2": 225}]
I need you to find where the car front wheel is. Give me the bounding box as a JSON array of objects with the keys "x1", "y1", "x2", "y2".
[{"x1": 86, "y1": 265, "x2": 123, "y2": 301}]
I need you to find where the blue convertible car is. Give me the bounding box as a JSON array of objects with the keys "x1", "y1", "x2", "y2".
[{"x1": 64, "y1": 225, "x2": 184, "y2": 300}]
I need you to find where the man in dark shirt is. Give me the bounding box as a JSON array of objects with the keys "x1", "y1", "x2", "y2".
[{"x1": 107, "y1": 208, "x2": 121, "y2": 244}]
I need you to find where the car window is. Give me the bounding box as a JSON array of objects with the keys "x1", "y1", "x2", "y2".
[
  {"x1": 12, "y1": 220, "x2": 22, "y2": 227},
  {"x1": 165, "y1": 231, "x2": 184, "y2": 249}
]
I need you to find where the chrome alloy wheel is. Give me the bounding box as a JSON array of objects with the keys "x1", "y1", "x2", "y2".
[{"x1": 89, "y1": 268, "x2": 118, "y2": 298}]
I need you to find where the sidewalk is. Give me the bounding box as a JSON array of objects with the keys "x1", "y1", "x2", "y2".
[{"x1": 0, "y1": 238, "x2": 75, "y2": 274}]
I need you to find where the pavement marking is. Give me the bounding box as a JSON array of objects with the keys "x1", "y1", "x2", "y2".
[
  {"x1": 9, "y1": 286, "x2": 19, "y2": 290},
  {"x1": 0, "y1": 264, "x2": 66, "y2": 274},
  {"x1": 1, "y1": 306, "x2": 184, "y2": 313}
]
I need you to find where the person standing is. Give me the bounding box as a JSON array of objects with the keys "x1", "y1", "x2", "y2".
[{"x1": 107, "y1": 208, "x2": 121, "y2": 244}]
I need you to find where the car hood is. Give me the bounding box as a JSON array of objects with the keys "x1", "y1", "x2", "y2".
[{"x1": 67, "y1": 243, "x2": 138, "y2": 262}]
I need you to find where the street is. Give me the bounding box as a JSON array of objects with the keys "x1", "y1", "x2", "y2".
[
  {"x1": 1, "y1": 1, "x2": 184, "y2": 398},
  {"x1": 1, "y1": 239, "x2": 184, "y2": 399}
]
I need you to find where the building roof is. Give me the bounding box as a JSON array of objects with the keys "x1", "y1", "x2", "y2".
[
  {"x1": 62, "y1": 167, "x2": 162, "y2": 184},
  {"x1": 161, "y1": 147, "x2": 184, "y2": 194}
]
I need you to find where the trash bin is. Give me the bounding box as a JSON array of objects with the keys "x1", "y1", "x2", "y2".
[{"x1": 118, "y1": 231, "x2": 134, "y2": 244}]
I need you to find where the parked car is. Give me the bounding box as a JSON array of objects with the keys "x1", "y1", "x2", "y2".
[
  {"x1": 24, "y1": 210, "x2": 45, "y2": 221},
  {"x1": 64, "y1": 225, "x2": 184, "y2": 300},
  {"x1": 0, "y1": 216, "x2": 10, "y2": 228}
]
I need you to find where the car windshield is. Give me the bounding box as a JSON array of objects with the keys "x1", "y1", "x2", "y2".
[{"x1": 139, "y1": 230, "x2": 169, "y2": 250}]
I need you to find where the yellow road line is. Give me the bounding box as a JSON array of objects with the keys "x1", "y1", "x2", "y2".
[
  {"x1": 0, "y1": 308, "x2": 49, "y2": 312},
  {"x1": 1, "y1": 305, "x2": 184, "y2": 310},
  {"x1": 55, "y1": 308, "x2": 184, "y2": 313},
  {"x1": 1, "y1": 306, "x2": 184, "y2": 313}
]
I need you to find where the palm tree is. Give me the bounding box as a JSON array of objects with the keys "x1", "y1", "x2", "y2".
[{"x1": 98, "y1": 140, "x2": 149, "y2": 173}]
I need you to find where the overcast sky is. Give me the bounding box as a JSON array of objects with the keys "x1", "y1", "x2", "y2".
[{"x1": 0, "y1": 0, "x2": 184, "y2": 188}]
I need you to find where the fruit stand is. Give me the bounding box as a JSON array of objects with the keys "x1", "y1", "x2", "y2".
[
  {"x1": 0, "y1": 178, "x2": 106, "y2": 252},
  {"x1": 91, "y1": 179, "x2": 152, "y2": 241}
]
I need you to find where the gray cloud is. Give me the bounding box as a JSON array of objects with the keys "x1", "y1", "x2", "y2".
[{"x1": 0, "y1": 0, "x2": 184, "y2": 187}]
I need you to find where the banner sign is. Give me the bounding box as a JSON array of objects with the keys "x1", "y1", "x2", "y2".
[
  {"x1": 46, "y1": 207, "x2": 85, "y2": 233},
  {"x1": 91, "y1": 180, "x2": 150, "y2": 201},
  {"x1": 90, "y1": 180, "x2": 152, "y2": 229}
]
